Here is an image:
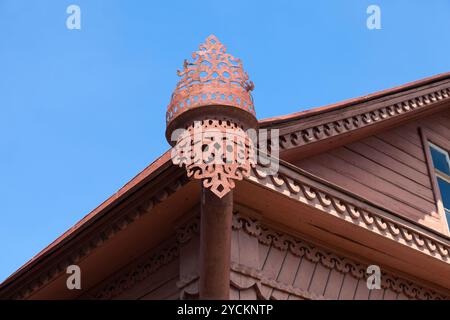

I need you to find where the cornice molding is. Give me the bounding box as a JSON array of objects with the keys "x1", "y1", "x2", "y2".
[
  {"x1": 230, "y1": 262, "x2": 325, "y2": 300},
  {"x1": 232, "y1": 213, "x2": 448, "y2": 300},
  {"x1": 93, "y1": 240, "x2": 179, "y2": 299},
  {"x1": 275, "y1": 83, "x2": 450, "y2": 152},
  {"x1": 176, "y1": 216, "x2": 200, "y2": 245},
  {"x1": 92, "y1": 216, "x2": 200, "y2": 300},
  {"x1": 4, "y1": 172, "x2": 189, "y2": 300},
  {"x1": 246, "y1": 162, "x2": 450, "y2": 264}
]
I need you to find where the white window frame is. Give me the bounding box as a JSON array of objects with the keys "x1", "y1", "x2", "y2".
[
  {"x1": 429, "y1": 142, "x2": 450, "y2": 178},
  {"x1": 428, "y1": 141, "x2": 450, "y2": 226}
]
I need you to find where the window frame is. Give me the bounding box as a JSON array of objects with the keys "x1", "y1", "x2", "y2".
[
  {"x1": 429, "y1": 142, "x2": 450, "y2": 178},
  {"x1": 436, "y1": 175, "x2": 450, "y2": 217},
  {"x1": 430, "y1": 143, "x2": 450, "y2": 220},
  {"x1": 420, "y1": 127, "x2": 450, "y2": 234}
]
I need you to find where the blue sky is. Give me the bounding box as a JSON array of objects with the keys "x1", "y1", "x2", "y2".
[{"x1": 1, "y1": 0, "x2": 450, "y2": 282}]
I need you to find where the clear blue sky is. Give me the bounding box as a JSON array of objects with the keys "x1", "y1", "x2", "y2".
[{"x1": 1, "y1": 0, "x2": 450, "y2": 282}]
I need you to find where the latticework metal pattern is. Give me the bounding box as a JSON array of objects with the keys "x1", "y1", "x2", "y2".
[{"x1": 166, "y1": 35, "x2": 255, "y2": 124}]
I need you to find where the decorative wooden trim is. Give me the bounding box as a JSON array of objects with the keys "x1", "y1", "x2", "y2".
[
  {"x1": 166, "y1": 35, "x2": 258, "y2": 198},
  {"x1": 230, "y1": 262, "x2": 325, "y2": 300},
  {"x1": 276, "y1": 84, "x2": 450, "y2": 152},
  {"x1": 419, "y1": 127, "x2": 450, "y2": 236},
  {"x1": 93, "y1": 240, "x2": 179, "y2": 299},
  {"x1": 246, "y1": 161, "x2": 450, "y2": 264},
  {"x1": 177, "y1": 273, "x2": 199, "y2": 291},
  {"x1": 92, "y1": 216, "x2": 201, "y2": 300},
  {"x1": 176, "y1": 216, "x2": 200, "y2": 245},
  {"x1": 232, "y1": 213, "x2": 448, "y2": 300},
  {"x1": 166, "y1": 35, "x2": 255, "y2": 124},
  {"x1": 171, "y1": 117, "x2": 256, "y2": 198},
  {"x1": 6, "y1": 173, "x2": 190, "y2": 300}
]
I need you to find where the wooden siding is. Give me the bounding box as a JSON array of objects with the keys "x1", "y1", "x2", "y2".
[
  {"x1": 85, "y1": 212, "x2": 447, "y2": 300},
  {"x1": 294, "y1": 109, "x2": 450, "y2": 234},
  {"x1": 230, "y1": 216, "x2": 447, "y2": 300},
  {"x1": 86, "y1": 238, "x2": 182, "y2": 300},
  {"x1": 115, "y1": 258, "x2": 180, "y2": 300}
]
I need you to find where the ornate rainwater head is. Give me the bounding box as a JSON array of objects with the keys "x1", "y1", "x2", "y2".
[{"x1": 166, "y1": 35, "x2": 257, "y2": 198}]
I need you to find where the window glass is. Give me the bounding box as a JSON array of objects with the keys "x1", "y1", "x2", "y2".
[
  {"x1": 437, "y1": 177, "x2": 450, "y2": 211},
  {"x1": 430, "y1": 145, "x2": 450, "y2": 175},
  {"x1": 428, "y1": 143, "x2": 450, "y2": 231},
  {"x1": 446, "y1": 212, "x2": 450, "y2": 230}
]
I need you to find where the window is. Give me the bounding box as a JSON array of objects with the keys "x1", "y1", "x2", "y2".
[{"x1": 429, "y1": 142, "x2": 450, "y2": 230}]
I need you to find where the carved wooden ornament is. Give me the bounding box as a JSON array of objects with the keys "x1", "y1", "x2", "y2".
[{"x1": 166, "y1": 35, "x2": 257, "y2": 198}]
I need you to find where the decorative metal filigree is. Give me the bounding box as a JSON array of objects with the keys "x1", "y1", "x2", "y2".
[
  {"x1": 171, "y1": 119, "x2": 256, "y2": 198},
  {"x1": 166, "y1": 35, "x2": 255, "y2": 123},
  {"x1": 166, "y1": 35, "x2": 257, "y2": 198}
]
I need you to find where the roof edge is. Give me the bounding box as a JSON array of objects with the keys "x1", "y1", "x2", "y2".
[
  {"x1": 259, "y1": 71, "x2": 450, "y2": 127},
  {"x1": 0, "y1": 150, "x2": 174, "y2": 291}
]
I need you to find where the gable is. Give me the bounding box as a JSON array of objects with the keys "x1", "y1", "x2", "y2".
[
  {"x1": 261, "y1": 72, "x2": 450, "y2": 162},
  {"x1": 294, "y1": 108, "x2": 450, "y2": 235},
  {"x1": 3, "y1": 72, "x2": 450, "y2": 300}
]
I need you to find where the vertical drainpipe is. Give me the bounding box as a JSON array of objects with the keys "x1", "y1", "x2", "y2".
[
  {"x1": 199, "y1": 188, "x2": 233, "y2": 299},
  {"x1": 165, "y1": 35, "x2": 257, "y2": 300}
]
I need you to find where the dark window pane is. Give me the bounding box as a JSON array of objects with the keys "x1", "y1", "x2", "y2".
[
  {"x1": 446, "y1": 210, "x2": 450, "y2": 231},
  {"x1": 437, "y1": 177, "x2": 450, "y2": 210},
  {"x1": 429, "y1": 145, "x2": 450, "y2": 175}
]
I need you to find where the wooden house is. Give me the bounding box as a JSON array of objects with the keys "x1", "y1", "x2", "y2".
[{"x1": 1, "y1": 36, "x2": 449, "y2": 300}]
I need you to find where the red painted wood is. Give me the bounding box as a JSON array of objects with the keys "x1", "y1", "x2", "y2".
[
  {"x1": 354, "y1": 279, "x2": 370, "y2": 300},
  {"x1": 383, "y1": 289, "x2": 398, "y2": 300},
  {"x1": 229, "y1": 287, "x2": 240, "y2": 300},
  {"x1": 276, "y1": 251, "x2": 302, "y2": 286},
  {"x1": 368, "y1": 288, "x2": 384, "y2": 300},
  {"x1": 262, "y1": 246, "x2": 287, "y2": 280},
  {"x1": 139, "y1": 276, "x2": 179, "y2": 300},
  {"x1": 363, "y1": 136, "x2": 428, "y2": 175},
  {"x1": 338, "y1": 274, "x2": 359, "y2": 300},
  {"x1": 292, "y1": 258, "x2": 316, "y2": 291},
  {"x1": 390, "y1": 125, "x2": 422, "y2": 147},
  {"x1": 298, "y1": 156, "x2": 438, "y2": 220},
  {"x1": 308, "y1": 264, "x2": 330, "y2": 296},
  {"x1": 346, "y1": 141, "x2": 431, "y2": 187},
  {"x1": 397, "y1": 292, "x2": 410, "y2": 300},
  {"x1": 323, "y1": 269, "x2": 345, "y2": 299},
  {"x1": 287, "y1": 294, "x2": 303, "y2": 300},
  {"x1": 239, "y1": 288, "x2": 258, "y2": 300},
  {"x1": 377, "y1": 132, "x2": 426, "y2": 162},
  {"x1": 331, "y1": 147, "x2": 434, "y2": 202},
  {"x1": 295, "y1": 110, "x2": 450, "y2": 233},
  {"x1": 238, "y1": 229, "x2": 259, "y2": 269}
]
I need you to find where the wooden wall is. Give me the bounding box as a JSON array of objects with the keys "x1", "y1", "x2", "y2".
[
  {"x1": 229, "y1": 214, "x2": 447, "y2": 300},
  {"x1": 85, "y1": 213, "x2": 446, "y2": 300},
  {"x1": 294, "y1": 109, "x2": 450, "y2": 234},
  {"x1": 85, "y1": 237, "x2": 182, "y2": 300},
  {"x1": 115, "y1": 258, "x2": 180, "y2": 300}
]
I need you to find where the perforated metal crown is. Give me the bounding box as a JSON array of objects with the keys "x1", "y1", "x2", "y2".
[{"x1": 166, "y1": 35, "x2": 256, "y2": 143}]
